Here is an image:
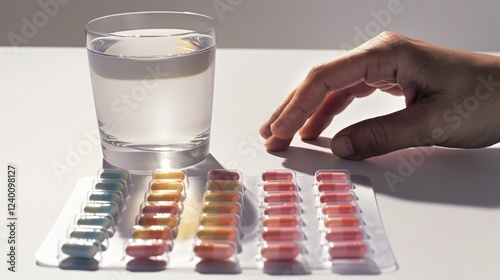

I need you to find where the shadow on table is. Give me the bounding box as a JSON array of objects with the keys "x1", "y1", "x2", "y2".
[{"x1": 269, "y1": 137, "x2": 500, "y2": 208}]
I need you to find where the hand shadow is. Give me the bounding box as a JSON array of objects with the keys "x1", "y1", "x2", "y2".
[{"x1": 270, "y1": 137, "x2": 500, "y2": 208}]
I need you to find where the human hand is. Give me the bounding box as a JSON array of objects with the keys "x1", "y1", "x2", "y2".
[{"x1": 260, "y1": 31, "x2": 500, "y2": 160}]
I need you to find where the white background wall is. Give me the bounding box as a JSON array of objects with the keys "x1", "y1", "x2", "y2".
[{"x1": 1, "y1": 0, "x2": 500, "y2": 51}]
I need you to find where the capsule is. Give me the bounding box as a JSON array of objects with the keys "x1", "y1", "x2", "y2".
[
  {"x1": 328, "y1": 241, "x2": 368, "y2": 259},
  {"x1": 264, "y1": 204, "x2": 299, "y2": 215},
  {"x1": 69, "y1": 228, "x2": 107, "y2": 244},
  {"x1": 207, "y1": 180, "x2": 243, "y2": 192},
  {"x1": 262, "y1": 171, "x2": 294, "y2": 181},
  {"x1": 316, "y1": 171, "x2": 349, "y2": 181},
  {"x1": 61, "y1": 239, "x2": 100, "y2": 259},
  {"x1": 203, "y1": 202, "x2": 241, "y2": 215},
  {"x1": 194, "y1": 242, "x2": 235, "y2": 260},
  {"x1": 317, "y1": 181, "x2": 352, "y2": 192},
  {"x1": 137, "y1": 214, "x2": 179, "y2": 229},
  {"x1": 203, "y1": 191, "x2": 242, "y2": 204},
  {"x1": 261, "y1": 227, "x2": 301, "y2": 242},
  {"x1": 83, "y1": 202, "x2": 120, "y2": 222},
  {"x1": 76, "y1": 215, "x2": 114, "y2": 236},
  {"x1": 94, "y1": 180, "x2": 127, "y2": 196},
  {"x1": 260, "y1": 243, "x2": 300, "y2": 261},
  {"x1": 149, "y1": 179, "x2": 184, "y2": 192},
  {"x1": 141, "y1": 202, "x2": 180, "y2": 215},
  {"x1": 325, "y1": 227, "x2": 364, "y2": 241},
  {"x1": 321, "y1": 204, "x2": 358, "y2": 215},
  {"x1": 199, "y1": 214, "x2": 240, "y2": 228},
  {"x1": 319, "y1": 192, "x2": 355, "y2": 203},
  {"x1": 125, "y1": 240, "x2": 167, "y2": 258},
  {"x1": 98, "y1": 169, "x2": 130, "y2": 183},
  {"x1": 131, "y1": 226, "x2": 173, "y2": 241},
  {"x1": 262, "y1": 215, "x2": 300, "y2": 227},
  {"x1": 324, "y1": 216, "x2": 360, "y2": 227},
  {"x1": 146, "y1": 191, "x2": 182, "y2": 203},
  {"x1": 196, "y1": 227, "x2": 239, "y2": 242},
  {"x1": 262, "y1": 181, "x2": 297, "y2": 192},
  {"x1": 88, "y1": 191, "x2": 124, "y2": 208},
  {"x1": 208, "y1": 169, "x2": 241, "y2": 181},
  {"x1": 126, "y1": 258, "x2": 167, "y2": 272},
  {"x1": 264, "y1": 192, "x2": 298, "y2": 203},
  {"x1": 154, "y1": 170, "x2": 186, "y2": 180}
]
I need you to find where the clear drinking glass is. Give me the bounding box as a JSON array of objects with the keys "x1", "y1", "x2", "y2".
[{"x1": 85, "y1": 12, "x2": 216, "y2": 172}]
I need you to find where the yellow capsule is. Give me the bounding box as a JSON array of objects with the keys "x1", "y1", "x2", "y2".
[
  {"x1": 196, "y1": 227, "x2": 238, "y2": 242},
  {"x1": 146, "y1": 191, "x2": 182, "y2": 203},
  {"x1": 154, "y1": 170, "x2": 186, "y2": 181},
  {"x1": 199, "y1": 214, "x2": 240, "y2": 227},
  {"x1": 150, "y1": 179, "x2": 184, "y2": 192},
  {"x1": 202, "y1": 203, "x2": 240, "y2": 215},
  {"x1": 206, "y1": 181, "x2": 243, "y2": 192},
  {"x1": 137, "y1": 214, "x2": 179, "y2": 229},
  {"x1": 204, "y1": 191, "x2": 242, "y2": 203}
]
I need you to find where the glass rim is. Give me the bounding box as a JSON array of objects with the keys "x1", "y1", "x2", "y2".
[{"x1": 85, "y1": 11, "x2": 217, "y2": 38}]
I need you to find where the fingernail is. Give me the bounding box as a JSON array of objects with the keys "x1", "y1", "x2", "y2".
[{"x1": 331, "y1": 135, "x2": 355, "y2": 158}]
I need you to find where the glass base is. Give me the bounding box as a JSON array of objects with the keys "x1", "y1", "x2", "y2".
[{"x1": 101, "y1": 140, "x2": 210, "y2": 173}]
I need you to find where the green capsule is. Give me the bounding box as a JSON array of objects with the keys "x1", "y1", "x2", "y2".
[
  {"x1": 61, "y1": 241, "x2": 99, "y2": 259},
  {"x1": 89, "y1": 192, "x2": 123, "y2": 207},
  {"x1": 99, "y1": 170, "x2": 129, "y2": 182},
  {"x1": 69, "y1": 229, "x2": 107, "y2": 244},
  {"x1": 83, "y1": 203, "x2": 119, "y2": 222},
  {"x1": 94, "y1": 181, "x2": 126, "y2": 196}
]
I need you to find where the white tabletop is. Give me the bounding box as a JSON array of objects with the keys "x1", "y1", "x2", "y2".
[{"x1": 1, "y1": 47, "x2": 500, "y2": 280}]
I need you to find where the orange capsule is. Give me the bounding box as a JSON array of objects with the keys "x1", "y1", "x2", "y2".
[
  {"x1": 325, "y1": 228, "x2": 364, "y2": 242},
  {"x1": 141, "y1": 203, "x2": 179, "y2": 215},
  {"x1": 208, "y1": 170, "x2": 241, "y2": 181},
  {"x1": 200, "y1": 214, "x2": 240, "y2": 227},
  {"x1": 319, "y1": 192, "x2": 355, "y2": 203},
  {"x1": 204, "y1": 191, "x2": 242, "y2": 203},
  {"x1": 264, "y1": 204, "x2": 299, "y2": 215},
  {"x1": 324, "y1": 216, "x2": 360, "y2": 227},
  {"x1": 196, "y1": 227, "x2": 238, "y2": 242},
  {"x1": 318, "y1": 181, "x2": 351, "y2": 192},
  {"x1": 262, "y1": 181, "x2": 297, "y2": 192},
  {"x1": 260, "y1": 243, "x2": 300, "y2": 261},
  {"x1": 146, "y1": 191, "x2": 182, "y2": 203},
  {"x1": 150, "y1": 179, "x2": 184, "y2": 192},
  {"x1": 137, "y1": 214, "x2": 179, "y2": 229},
  {"x1": 328, "y1": 241, "x2": 368, "y2": 259},
  {"x1": 262, "y1": 216, "x2": 300, "y2": 227},
  {"x1": 262, "y1": 171, "x2": 294, "y2": 181},
  {"x1": 154, "y1": 170, "x2": 186, "y2": 180},
  {"x1": 131, "y1": 226, "x2": 173, "y2": 241},
  {"x1": 125, "y1": 240, "x2": 166, "y2": 258},
  {"x1": 264, "y1": 192, "x2": 298, "y2": 203},
  {"x1": 316, "y1": 171, "x2": 349, "y2": 181},
  {"x1": 262, "y1": 227, "x2": 301, "y2": 241},
  {"x1": 321, "y1": 204, "x2": 358, "y2": 215},
  {"x1": 207, "y1": 181, "x2": 243, "y2": 192},
  {"x1": 203, "y1": 203, "x2": 240, "y2": 215},
  {"x1": 194, "y1": 242, "x2": 235, "y2": 260}
]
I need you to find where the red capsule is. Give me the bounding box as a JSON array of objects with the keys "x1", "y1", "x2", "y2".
[
  {"x1": 264, "y1": 192, "x2": 298, "y2": 203},
  {"x1": 325, "y1": 227, "x2": 364, "y2": 241},
  {"x1": 264, "y1": 204, "x2": 299, "y2": 215},
  {"x1": 324, "y1": 216, "x2": 361, "y2": 227},
  {"x1": 318, "y1": 181, "x2": 351, "y2": 192},
  {"x1": 261, "y1": 243, "x2": 300, "y2": 261},
  {"x1": 262, "y1": 227, "x2": 301, "y2": 241},
  {"x1": 328, "y1": 241, "x2": 368, "y2": 259},
  {"x1": 321, "y1": 204, "x2": 358, "y2": 215},
  {"x1": 141, "y1": 203, "x2": 179, "y2": 215},
  {"x1": 262, "y1": 181, "x2": 297, "y2": 192},
  {"x1": 316, "y1": 171, "x2": 349, "y2": 181},
  {"x1": 319, "y1": 192, "x2": 355, "y2": 203},
  {"x1": 262, "y1": 216, "x2": 300, "y2": 227},
  {"x1": 262, "y1": 171, "x2": 294, "y2": 181},
  {"x1": 194, "y1": 242, "x2": 235, "y2": 260},
  {"x1": 125, "y1": 240, "x2": 166, "y2": 258}
]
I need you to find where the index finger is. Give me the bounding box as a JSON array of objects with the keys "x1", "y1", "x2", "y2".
[{"x1": 269, "y1": 35, "x2": 400, "y2": 139}]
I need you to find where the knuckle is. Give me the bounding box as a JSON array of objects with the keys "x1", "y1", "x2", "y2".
[{"x1": 365, "y1": 119, "x2": 390, "y2": 155}]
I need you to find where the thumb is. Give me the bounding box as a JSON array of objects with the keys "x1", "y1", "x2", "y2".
[{"x1": 331, "y1": 106, "x2": 434, "y2": 160}]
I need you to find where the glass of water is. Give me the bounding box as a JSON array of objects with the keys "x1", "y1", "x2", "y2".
[{"x1": 85, "y1": 12, "x2": 216, "y2": 172}]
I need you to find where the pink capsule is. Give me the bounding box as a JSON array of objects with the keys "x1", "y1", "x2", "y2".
[
  {"x1": 261, "y1": 227, "x2": 301, "y2": 241},
  {"x1": 209, "y1": 170, "x2": 241, "y2": 181},
  {"x1": 328, "y1": 241, "x2": 367, "y2": 259},
  {"x1": 264, "y1": 204, "x2": 299, "y2": 215},
  {"x1": 319, "y1": 192, "x2": 355, "y2": 203},
  {"x1": 325, "y1": 227, "x2": 364, "y2": 241},
  {"x1": 262, "y1": 181, "x2": 297, "y2": 192},
  {"x1": 125, "y1": 240, "x2": 166, "y2": 258},
  {"x1": 318, "y1": 181, "x2": 351, "y2": 192},
  {"x1": 264, "y1": 192, "x2": 298, "y2": 203},
  {"x1": 316, "y1": 171, "x2": 349, "y2": 181}
]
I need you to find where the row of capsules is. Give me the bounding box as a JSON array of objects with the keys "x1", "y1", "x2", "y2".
[
  {"x1": 192, "y1": 169, "x2": 244, "y2": 274},
  {"x1": 58, "y1": 169, "x2": 131, "y2": 267},
  {"x1": 123, "y1": 169, "x2": 187, "y2": 271},
  {"x1": 258, "y1": 170, "x2": 307, "y2": 265},
  {"x1": 315, "y1": 169, "x2": 369, "y2": 261}
]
